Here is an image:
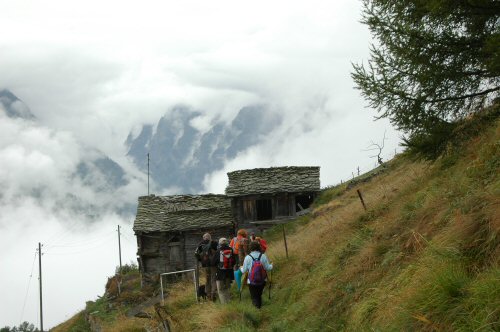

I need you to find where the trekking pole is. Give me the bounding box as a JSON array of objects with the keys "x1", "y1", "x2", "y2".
[{"x1": 268, "y1": 270, "x2": 272, "y2": 300}]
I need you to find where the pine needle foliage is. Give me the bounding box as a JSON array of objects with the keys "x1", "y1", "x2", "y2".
[{"x1": 352, "y1": 0, "x2": 500, "y2": 137}]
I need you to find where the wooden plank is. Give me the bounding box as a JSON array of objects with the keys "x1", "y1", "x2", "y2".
[
  {"x1": 296, "y1": 208, "x2": 311, "y2": 216},
  {"x1": 249, "y1": 218, "x2": 295, "y2": 225}
]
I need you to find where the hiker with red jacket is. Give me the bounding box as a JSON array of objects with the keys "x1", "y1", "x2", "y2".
[
  {"x1": 229, "y1": 229, "x2": 249, "y2": 268},
  {"x1": 213, "y1": 237, "x2": 236, "y2": 304},
  {"x1": 194, "y1": 233, "x2": 218, "y2": 301},
  {"x1": 255, "y1": 236, "x2": 268, "y2": 253},
  {"x1": 240, "y1": 241, "x2": 273, "y2": 309}
]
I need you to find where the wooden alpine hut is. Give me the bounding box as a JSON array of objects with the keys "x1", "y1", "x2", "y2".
[
  {"x1": 133, "y1": 194, "x2": 234, "y2": 283},
  {"x1": 225, "y1": 166, "x2": 320, "y2": 231}
]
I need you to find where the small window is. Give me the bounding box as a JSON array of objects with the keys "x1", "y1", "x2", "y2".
[{"x1": 256, "y1": 199, "x2": 272, "y2": 220}]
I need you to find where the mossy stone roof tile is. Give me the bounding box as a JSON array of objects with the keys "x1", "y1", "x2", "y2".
[
  {"x1": 133, "y1": 194, "x2": 233, "y2": 232},
  {"x1": 225, "y1": 166, "x2": 320, "y2": 196}
]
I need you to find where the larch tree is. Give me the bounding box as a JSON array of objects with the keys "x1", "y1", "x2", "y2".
[{"x1": 352, "y1": 0, "x2": 500, "y2": 136}]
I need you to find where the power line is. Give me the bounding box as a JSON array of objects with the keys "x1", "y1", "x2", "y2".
[
  {"x1": 44, "y1": 226, "x2": 132, "y2": 256},
  {"x1": 120, "y1": 231, "x2": 136, "y2": 241},
  {"x1": 44, "y1": 219, "x2": 86, "y2": 248},
  {"x1": 44, "y1": 236, "x2": 116, "y2": 256},
  {"x1": 19, "y1": 249, "x2": 38, "y2": 325},
  {"x1": 44, "y1": 230, "x2": 116, "y2": 250}
]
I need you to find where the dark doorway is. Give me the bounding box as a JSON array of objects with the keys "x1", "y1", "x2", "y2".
[
  {"x1": 242, "y1": 199, "x2": 256, "y2": 221},
  {"x1": 256, "y1": 199, "x2": 272, "y2": 220},
  {"x1": 276, "y1": 194, "x2": 289, "y2": 216},
  {"x1": 295, "y1": 194, "x2": 314, "y2": 212}
]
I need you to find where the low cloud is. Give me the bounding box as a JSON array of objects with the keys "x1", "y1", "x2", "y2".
[
  {"x1": 0, "y1": 112, "x2": 145, "y2": 214},
  {"x1": 0, "y1": 112, "x2": 144, "y2": 328}
]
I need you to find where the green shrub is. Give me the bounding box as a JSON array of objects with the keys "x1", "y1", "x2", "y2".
[{"x1": 116, "y1": 262, "x2": 139, "y2": 275}]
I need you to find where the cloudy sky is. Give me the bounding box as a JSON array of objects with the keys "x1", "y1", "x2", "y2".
[{"x1": 0, "y1": 0, "x2": 401, "y2": 328}]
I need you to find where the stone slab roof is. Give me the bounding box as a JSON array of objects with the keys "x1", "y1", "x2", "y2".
[
  {"x1": 133, "y1": 194, "x2": 233, "y2": 233},
  {"x1": 225, "y1": 166, "x2": 320, "y2": 197}
]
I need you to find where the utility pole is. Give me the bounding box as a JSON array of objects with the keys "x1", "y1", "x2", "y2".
[
  {"x1": 117, "y1": 225, "x2": 122, "y2": 272},
  {"x1": 147, "y1": 153, "x2": 150, "y2": 195},
  {"x1": 38, "y1": 242, "x2": 44, "y2": 332},
  {"x1": 117, "y1": 225, "x2": 123, "y2": 295}
]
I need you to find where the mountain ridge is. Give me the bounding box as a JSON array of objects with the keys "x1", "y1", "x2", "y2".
[
  {"x1": 126, "y1": 104, "x2": 282, "y2": 193},
  {"x1": 0, "y1": 88, "x2": 36, "y2": 120}
]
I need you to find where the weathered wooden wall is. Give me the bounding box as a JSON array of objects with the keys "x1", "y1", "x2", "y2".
[
  {"x1": 138, "y1": 232, "x2": 183, "y2": 275},
  {"x1": 231, "y1": 192, "x2": 317, "y2": 231},
  {"x1": 137, "y1": 226, "x2": 234, "y2": 278}
]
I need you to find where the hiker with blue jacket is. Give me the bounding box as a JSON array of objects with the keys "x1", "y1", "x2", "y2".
[{"x1": 240, "y1": 241, "x2": 273, "y2": 309}]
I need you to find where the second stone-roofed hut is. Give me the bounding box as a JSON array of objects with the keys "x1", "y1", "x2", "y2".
[
  {"x1": 225, "y1": 166, "x2": 320, "y2": 230},
  {"x1": 133, "y1": 194, "x2": 234, "y2": 282}
]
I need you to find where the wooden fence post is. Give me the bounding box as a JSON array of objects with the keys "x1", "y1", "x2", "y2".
[
  {"x1": 357, "y1": 189, "x2": 367, "y2": 211},
  {"x1": 282, "y1": 225, "x2": 289, "y2": 259},
  {"x1": 195, "y1": 262, "x2": 200, "y2": 302}
]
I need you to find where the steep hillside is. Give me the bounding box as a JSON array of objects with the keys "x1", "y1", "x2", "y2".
[{"x1": 55, "y1": 109, "x2": 499, "y2": 331}]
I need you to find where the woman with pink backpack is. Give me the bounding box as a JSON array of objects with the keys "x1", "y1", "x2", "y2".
[{"x1": 240, "y1": 241, "x2": 273, "y2": 309}]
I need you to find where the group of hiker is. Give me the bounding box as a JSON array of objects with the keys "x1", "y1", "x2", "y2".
[{"x1": 194, "y1": 229, "x2": 272, "y2": 309}]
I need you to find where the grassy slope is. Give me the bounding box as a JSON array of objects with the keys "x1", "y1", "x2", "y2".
[
  {"x1": 54, "y1": 115, "x2": 499, "y2": 331},
  {"x1": 164, "y1": 116, "x2": 499, "y2": 331}
]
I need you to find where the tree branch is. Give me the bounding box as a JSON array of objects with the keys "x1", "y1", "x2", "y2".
[{"x1": 422, "y1": 86, "x2": 500, "y2": 103}]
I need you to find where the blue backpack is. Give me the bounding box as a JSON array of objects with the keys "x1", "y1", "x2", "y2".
[{"x1": 249, "y1": 253, "x2": 267, "y2": 285}]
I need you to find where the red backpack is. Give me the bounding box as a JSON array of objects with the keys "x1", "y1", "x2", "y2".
[
  {"x1": 219, "y1": 248, "x2": 236, "y2": 270},
  {"x1": 249, "y1": 253, "x2": 267, "y2": 285}
]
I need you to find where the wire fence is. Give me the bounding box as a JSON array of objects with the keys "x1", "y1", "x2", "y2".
[{"x1": 326, "y1": 148, "x2": 401, "y2": 189}]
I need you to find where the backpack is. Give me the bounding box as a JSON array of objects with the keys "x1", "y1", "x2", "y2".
[
  {"x1": 237, "y1": 237, "x2": 249, "y2": 256},
  {"x1": 230, "y1": 237, "x2": 238, "y2": 254},
  {"x1": 259, "y1": 239, "x2": 268, "y2": 253},
  {"x1": 219, "y1": 248, "x2": 236, "y2": 270},
  {"x1": 249, "y1": 253, "x2": 267, "y2": 285},
  {"x1": 199, "y1": 242, "x2": 213, "y2": 267}
]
